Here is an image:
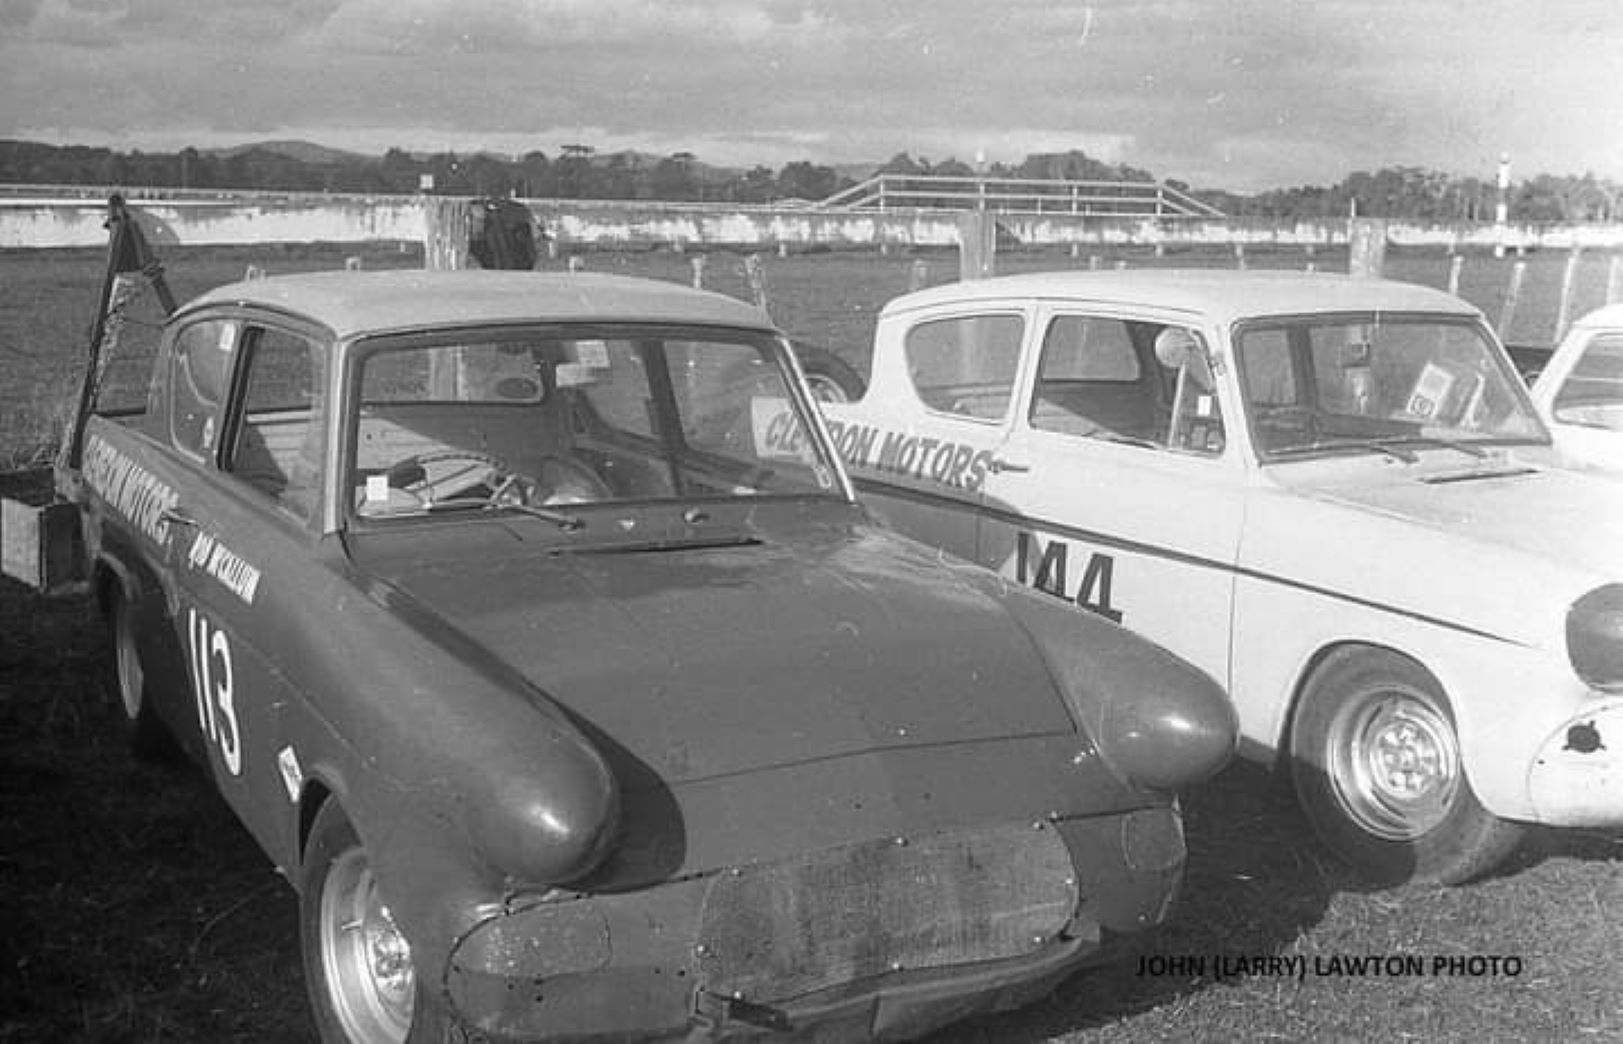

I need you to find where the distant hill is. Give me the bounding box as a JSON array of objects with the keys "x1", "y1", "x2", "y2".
[{"x1": 205, "y1": 140, "x2": 372, "y2": 165}]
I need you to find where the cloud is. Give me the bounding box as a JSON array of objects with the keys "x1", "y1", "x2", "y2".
[
  {"x1": 312, "y1": 0, "x2": 838, "y2": 55},
  {"x1": 0, "y1": 0, "x2": 1619, "y2": 190},
  {"x1": 0, "y1": 0, "x2": 44, "y2": 27}
]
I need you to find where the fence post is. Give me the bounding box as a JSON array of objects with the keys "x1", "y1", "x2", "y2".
[
  {"x1": 1497, "y1": 260, "x2": 1527, "y2": 341},
  {"x1": 1347, "y1": 219, "x2": 1388, "y2": 277},
  {"x1": 421, "y1": 198, "x2": 476, "y2": 397},
  {"x1": 423, "y1": 197, "x2": 474, "y2": 271},
  {"x1": 743, "y1": 254, "x2": 770, "y2": 313},
  {"x1": 1555, "y1": 248, "x2": 1582, "y2": 342},
  {"x1": 958, "y1": 211, "x2": 996, "y2": 280}
]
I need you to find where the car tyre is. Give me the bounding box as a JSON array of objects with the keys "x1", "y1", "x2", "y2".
[
  {"x1": 792, "y1": 343, "x2": 866, "y2": 403},
  {"x1": 301, "y1": 801, "x2": 450, "y2": 1044},
  {"x1": 1289, "y1": 647, "x2": 1524, "y2": 885},
  {"x1": 107, "y1": 588, "x2": 178, "y2": 760}
]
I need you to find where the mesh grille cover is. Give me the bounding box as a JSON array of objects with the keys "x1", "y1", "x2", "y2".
[{"x1": 695, "y1": 821, "x2": 1077, "y2": 1004}]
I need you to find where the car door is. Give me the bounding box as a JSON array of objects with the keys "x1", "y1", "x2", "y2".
[
  {"x1": 974, "y1": 305, "x2": 1245, "y2": 690},
  {"x1": 840, "y1": 304, "x2": 1032, "y2": 558},
  {"x1": 163, "y1": 313, "x2": 332, "y2": 863}
]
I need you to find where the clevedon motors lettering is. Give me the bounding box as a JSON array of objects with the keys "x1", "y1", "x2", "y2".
[{"x1": 82, "y1": 434, "x2": 178, "y2": 547}]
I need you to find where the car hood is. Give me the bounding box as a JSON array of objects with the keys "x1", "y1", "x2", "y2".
[
  {"x1": 1288, "y1": 460, "x2": 1623, "y2": 576},
  {"x1": 347, "y1": 517, "x2": 1078, "y2": 787}
]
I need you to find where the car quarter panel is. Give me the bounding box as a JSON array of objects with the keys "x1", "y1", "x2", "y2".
[{"x1": 1232, "y1": 479, "x2": 1615, "y2": 820}]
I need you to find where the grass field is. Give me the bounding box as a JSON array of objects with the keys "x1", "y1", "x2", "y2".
[{"x1": 3, "y1": 240, "x2": 1622, "y2": 1041}]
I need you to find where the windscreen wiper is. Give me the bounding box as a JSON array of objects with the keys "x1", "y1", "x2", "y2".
[
  {"x1": 1268, "y1": 440, "x2": 1417, "y2": 464},
  {"x1": 1370, "y1": 435, "x2": 1488, "y2": 459},
  {"x1": 423, "y1": 496, "x2": 584, "y2": 531}
]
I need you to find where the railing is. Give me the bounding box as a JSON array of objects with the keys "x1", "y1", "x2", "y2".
[{"x1": 819, "y1": 173, "x2": 1226, "y2": 219}]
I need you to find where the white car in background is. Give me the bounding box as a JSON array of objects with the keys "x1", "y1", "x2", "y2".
[
  {"x1": 812, "y1": 268, "x2": 1623, "y2": 886},
  {"x1": 1531, "y1": 303, "x2": 1623, "y2": 475}
]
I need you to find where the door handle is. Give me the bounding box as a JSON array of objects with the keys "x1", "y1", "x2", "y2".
[
  {"x1": 159, "y1": 506, "x2": 199, "y2": 529},
  {"x1": 988, "y1": 457, "x2": 1031, "y2": 474}
]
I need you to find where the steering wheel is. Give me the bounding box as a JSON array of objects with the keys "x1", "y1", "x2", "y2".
[{"x1": 384, "y1": 449, "x2": 522, "y2": 506}]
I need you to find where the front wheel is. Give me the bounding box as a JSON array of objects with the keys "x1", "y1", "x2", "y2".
[
  {"x1": 1289, "y1": 647, "x2": 1524, "y2": 885},
  {"x1": 792, "y1": 343, "x2": 866, "y2": 403},
  {"x1": 300, "y1": 802, "x2": 446, "y2": 1044},
  {"x1": 107, "y1": 587, "x2": 176, "y2": 759}
]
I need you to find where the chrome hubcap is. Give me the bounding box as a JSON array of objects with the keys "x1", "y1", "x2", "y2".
[
  {"x1": 114, "y1": 605, "x2": 144, "y2": 720},
  {"x1": 320, "y1": 847, "x2": 413, "y2": 1042},
  {"x1": 804, "y1": 374, "x2": 851, "y2": 403},
  {"x1": 1330, "y1": 693, "x2": 1460, "y2": 841}
]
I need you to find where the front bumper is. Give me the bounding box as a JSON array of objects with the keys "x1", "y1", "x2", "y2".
[
  {"x1": 443, "y1": 808, "x2": 1184, "y2": 1041},
  {"x1": 1527, "y1": 696, "x2": 1623, "y2": 827}
]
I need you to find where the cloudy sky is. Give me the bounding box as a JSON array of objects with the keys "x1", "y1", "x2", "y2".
[{"x1": 2, "y1": 0, "x2": 1620, "y2": 193}]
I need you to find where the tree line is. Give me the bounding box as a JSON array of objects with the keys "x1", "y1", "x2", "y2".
[{"x1": 1, "y1": 139, "x2": 1618, "y2": 222}]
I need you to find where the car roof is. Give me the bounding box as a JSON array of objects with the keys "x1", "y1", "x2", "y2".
[
  {"x1": 1570, "y1": 301, "x2": 1623, "y2": 331},
  {"x1": 179, "y1": 269, "x2": 777, "y2": 340},
  {"x1": 881, "y1": 268, "x2": 1482, "y2": 325}
]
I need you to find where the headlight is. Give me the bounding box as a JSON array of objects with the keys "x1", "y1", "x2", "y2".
[
  {"x1": 1568, "y1": 584, "x2": 1623, "y2": 692},
  {"x1": 471, "y1": 738, "x2": 621, "y2": 885}
]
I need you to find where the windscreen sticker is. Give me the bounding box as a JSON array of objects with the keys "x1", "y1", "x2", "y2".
[
  {"x1": 556, "y1": 362, "x2": 597, "y2": 387},
  {"x1": 185, "y1": 529, "x2": 263, "y2": 605},
  {"x1": 571, "y1": 340, "x2": 611, "y2": 368},
  {"x1": 1406, "y1": 362, "x2": 1456, "y2": 419},
  {"x1": 82, "y1": 433, "x2": 179, "y2": 547}
]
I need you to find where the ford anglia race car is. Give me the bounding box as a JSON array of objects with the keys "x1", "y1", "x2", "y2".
[
  {"x1": 1530, "y1": 302, "x2": 1623, "y2": 476},
  {"x1": 55, "y1": 268, "x2": 1235, "y2": 1042},
  {"x1": 817, "y1": 268, "x2": 1623, "y2": 886}
]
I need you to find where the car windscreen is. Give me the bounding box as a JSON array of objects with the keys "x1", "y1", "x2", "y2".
[
  {"x1": 348, "y1": 324, "x2": 842, "y2": 519},
  {"x1": 1234, "y1": 314, "x2": 1548, "y2": 461}
]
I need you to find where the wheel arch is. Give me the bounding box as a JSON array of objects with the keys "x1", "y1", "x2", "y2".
[
  {"x1": 298, "y1": 777, "x2": 336, "y2": 866},
  {"x1": 92, "y1": 552, "x2": 137, "y2": 617},
  {"x1": 1273, "y1": 639, "x2": 1444, "y2": 773}
]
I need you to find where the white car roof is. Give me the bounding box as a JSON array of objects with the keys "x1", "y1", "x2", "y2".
[
  {"x1": 1568, "y1": 302, "x2": 1623, "y2": 332},
  {"x1": 882, "y1": 268, "x2": 1482, "y2": 326}
]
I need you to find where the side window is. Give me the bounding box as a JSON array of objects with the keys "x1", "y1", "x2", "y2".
[
  {"x1": 170, "y1": 320, "x2": 238, "y2": 460},
  {"x1": 903, "y1": 314, "x2": 1024, "y2": 420},
  {"x1": 1031, "y1": 318, "x2": 1151, "y2": 443},
  {"x1": 1030, "y1": 317, "x2": 1223, "y2": 454},
  {"x1": 225, "y1": 327, "x2": 326, "y2": 523},
  {"x1": 1038, "y1": 316, "x2": 1141, "y2": 381}
]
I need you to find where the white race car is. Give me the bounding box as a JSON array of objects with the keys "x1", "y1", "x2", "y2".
[
  {"x1": 815, "y1": 268, "x2": 1623, "y2": 885},
  {"x1": 1530, "y1": 302, "x2": 1623, "y2": 475}
]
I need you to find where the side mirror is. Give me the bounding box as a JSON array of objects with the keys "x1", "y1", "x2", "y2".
[
  {"x1": 1153, "y1": 327, "x2": 1202, "y2": 369},
  {"x1": 1155, "y1": 328, "x2": 1212, "y2": 389}
]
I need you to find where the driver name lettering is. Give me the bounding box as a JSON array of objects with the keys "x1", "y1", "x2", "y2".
[{"x1": 186, "y1": 531, "x2": 262, "y2": 605}]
